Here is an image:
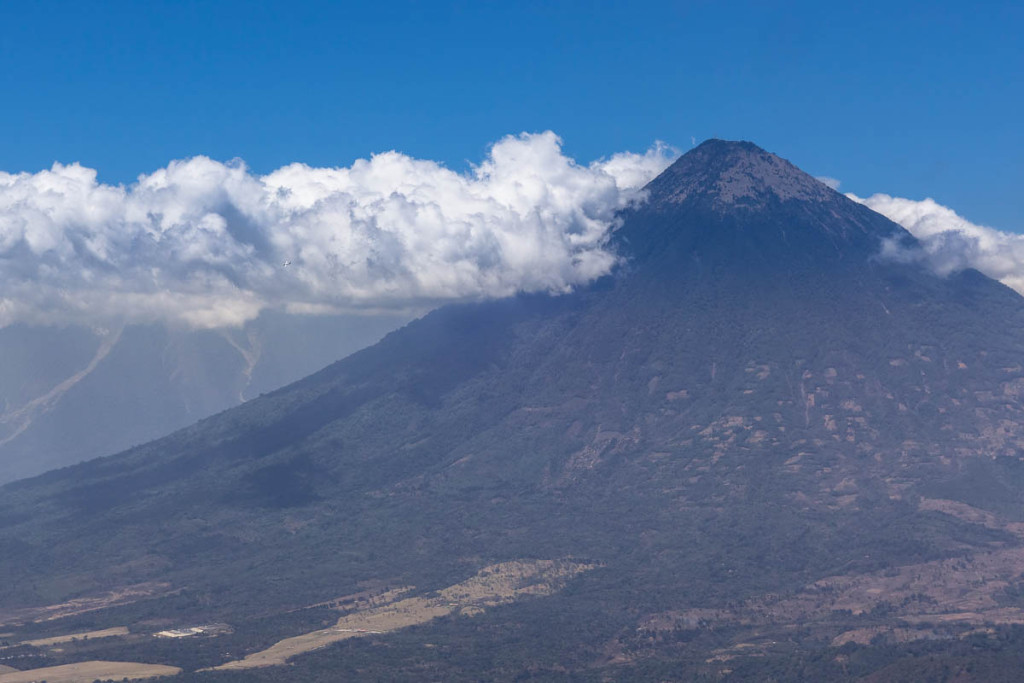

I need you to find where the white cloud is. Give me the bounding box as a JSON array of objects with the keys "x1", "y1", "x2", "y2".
[
  {"x1": 0, "y1": 132, "x2": 677, "y2": 329},
  {"x1": 815, "y1": 176, "x2": 841, "y2": 190},
  {"x1": 850, "y1": 192, "x2": 1024, "y2": 295}
]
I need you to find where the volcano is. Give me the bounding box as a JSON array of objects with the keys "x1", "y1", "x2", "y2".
[{"x1": 3, "y1": 141, "x2": 1024, "y2": 680}]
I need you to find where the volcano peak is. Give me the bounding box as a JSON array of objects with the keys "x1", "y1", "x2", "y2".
[
  {"x1": 615, "y1": 139, "x2": 914, "y2": 270},
  {"x1": 645, "y1": 139, "x2": 837, "y2": 210}
]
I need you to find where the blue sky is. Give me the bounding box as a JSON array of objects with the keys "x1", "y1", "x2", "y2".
[{"x1": 1, "y1": 0, "x2": 1021, "y2": 231}]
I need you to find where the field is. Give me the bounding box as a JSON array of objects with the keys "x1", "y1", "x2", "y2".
[
  {"x1": 22, "y1": 626, "x2": 129, "y2": 647},
  {"x1": 0, "y1": 660, "x2": 180, "y2": 683},
  {"x1": 210, "y1": 558, "x2": 592, "y2": 670}
]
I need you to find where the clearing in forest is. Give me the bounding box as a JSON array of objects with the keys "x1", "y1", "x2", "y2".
[
  {"x1": 0, "y1": 660, "x2": 180, "y2": 683},
  {"x1": 209, "y1": 558, "x2": 593, "y2": 671},
  {"x1": 22, "y1": 626, "x2": 130, "y2": 647}
]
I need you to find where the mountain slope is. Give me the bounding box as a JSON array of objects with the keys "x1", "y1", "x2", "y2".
[{"x1": 3, "y1": 140, "x2": 1024, "y2": 679}]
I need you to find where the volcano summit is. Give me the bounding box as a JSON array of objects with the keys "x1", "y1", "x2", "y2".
[{"x1": 3, "y1": 141, "x2": 1024, "y2": 681}]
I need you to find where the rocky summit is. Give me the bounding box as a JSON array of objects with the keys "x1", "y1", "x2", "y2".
[{"x1": 3, "y1": 141, "x2": 1024, "y2": 681}]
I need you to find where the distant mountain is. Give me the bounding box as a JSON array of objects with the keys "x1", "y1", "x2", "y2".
[
  {"x1": 3, "y1": 141, "x2": 1024, "y2": 680},
  {"x1": 0, "y1": 311, "x2": 411, "y2": 483}
]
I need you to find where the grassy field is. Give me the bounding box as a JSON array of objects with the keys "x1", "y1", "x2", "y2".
[
  {"x1": 210, "y1": 558, "x2": 592, "y2": 671},
  {"x1": 0, "y1": 660, "x2": 180, "y2": 682},
  {"x1": 23, "y1": 626, "x2": 129, "y2": 647}
]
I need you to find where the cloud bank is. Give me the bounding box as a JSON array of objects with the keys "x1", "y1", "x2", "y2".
[
  {"x1": 0, "y1": 132, "x2": 676, "y2": 329},
  {"x1": 851, "y1": 193, "x2": 1024, "y2": 295}
]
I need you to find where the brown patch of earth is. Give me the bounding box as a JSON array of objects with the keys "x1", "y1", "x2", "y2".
[
  {"x1": 831, "y1": 626, "x2": 947, "y2": 646},
  {"x1": 0, "y1": 661, "x2": 179, "y2": 683},
  {"x1": 23, "y1": 626, "x2": 129, "y2": 647},
  {"x1": 208, "y1": 558, "x2": 593, "y2": 671},
  {"x1": 643, "y1": 546, "x2": 1024, "y2": 636},
  {"x1": 919, "y1": 497, "x2": 1024, "y2": 537}
]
